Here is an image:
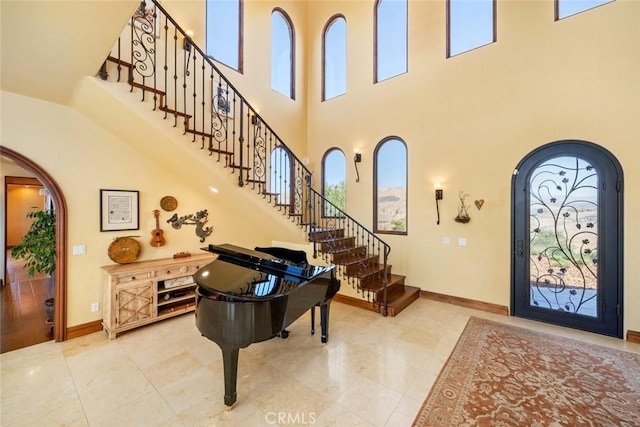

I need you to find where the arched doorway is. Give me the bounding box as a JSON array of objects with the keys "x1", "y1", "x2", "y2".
[
  {"x1": 1, "y1": 146, "x2": 67, "y2": 342},
  {"x1": 511, "y1": 140, "x2": 623, "y2": 338}
]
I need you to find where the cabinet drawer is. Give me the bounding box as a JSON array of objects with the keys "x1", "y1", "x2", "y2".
[
  {"x1": 154, "y1": 265, "x2": 191, "y2": 280},
  {"x1": 113, "y1": 271, "x2": 151, "y2": 284}
]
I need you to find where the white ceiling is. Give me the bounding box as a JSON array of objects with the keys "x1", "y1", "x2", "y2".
[{"x1": 0, "y1": 0, "x2": 139, "y2": 105}]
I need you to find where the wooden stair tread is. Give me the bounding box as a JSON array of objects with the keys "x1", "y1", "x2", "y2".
[
  {"x1": 159, "y1": 106, "x2": 191, "y2": 118},
  {"x1": 107, "y1": 55, "x2": 132, "y2": 68},
  {"x1": 359, "y1": 273, "x2": 404, "y2": 292},
  {"x1": 321, "y1": 245, "x2": 365, "y2": 255},
  {"x1": 376, "y1": 285, "x2": 420, "y2": 317},
  {"x1": 349, "y1": 266, "x2": 389, "y2": 283},
  {"x1": 129, "y1": 81, "x2": 165, "y2": 96},
  {"x1": 227, "y1": 164, "x2": 251, "y2": 170}
]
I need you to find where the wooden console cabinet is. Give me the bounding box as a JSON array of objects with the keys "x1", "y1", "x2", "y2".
[{"x1": 101, "y1": 253, "x2": 215, "y2": 339}]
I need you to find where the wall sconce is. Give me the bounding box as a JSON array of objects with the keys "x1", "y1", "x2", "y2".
[
  {"x1": 183, "y1": 29, "x2": 194, "y2": 51},
  {"x1": 184, "y1": 29, "x2": 194, "y2": 76},
  {"x1": 354, "y1": 150, "x2": 362, "y2": 183},
  {"x1": 434, "y1": 183, "x2": 443, "y2": 225}
]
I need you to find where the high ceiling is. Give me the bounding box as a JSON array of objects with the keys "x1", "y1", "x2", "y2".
[{"x1": 0, "y1": 0, "x2": 139, "y2": 105}]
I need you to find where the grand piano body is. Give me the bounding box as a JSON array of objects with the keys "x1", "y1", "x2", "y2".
[{"x1": 194, "y1": 244, "x2": 340, "y2": 407}]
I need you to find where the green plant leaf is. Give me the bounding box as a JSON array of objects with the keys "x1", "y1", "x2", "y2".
[{"x1": 10, "y1": 209, "x2": 56, "y2": 276}]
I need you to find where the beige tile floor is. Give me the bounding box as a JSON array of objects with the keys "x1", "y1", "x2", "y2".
[{"x1": 2, "y1": 298, "x2": 639, "y2": 426}]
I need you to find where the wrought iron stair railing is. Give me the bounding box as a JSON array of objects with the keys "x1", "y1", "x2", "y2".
[{"x1": 100, "y1": 0, "x2": 391, "y2": 314}]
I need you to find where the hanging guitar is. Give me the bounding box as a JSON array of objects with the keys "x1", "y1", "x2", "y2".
[{"x1": 150, "y1": 209, "x2": 166, "y2": 247}]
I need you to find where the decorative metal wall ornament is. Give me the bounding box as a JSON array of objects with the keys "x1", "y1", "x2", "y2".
[
  {"x1": 454, "y1": 191, "x2": 471, "y2": 223},
  {"x1": 474, "y1": 199, "x2": 485, "y2": 210},
  {"x1": 166, "y1": 209, "x2": 214, "y2": 242}
]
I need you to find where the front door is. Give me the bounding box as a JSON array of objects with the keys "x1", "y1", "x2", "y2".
[{"x1": 511, "y1": 140, "x2": 623, "y2": 338}]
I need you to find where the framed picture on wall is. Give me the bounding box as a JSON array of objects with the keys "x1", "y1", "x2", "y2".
[{"x1": 100, "y1": 189, "x2": 140, "y2": 231}]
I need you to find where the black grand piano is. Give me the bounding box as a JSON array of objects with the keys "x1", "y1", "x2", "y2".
[{"x1": 194, "y1": 243, "x2": 340, "y2": 407}]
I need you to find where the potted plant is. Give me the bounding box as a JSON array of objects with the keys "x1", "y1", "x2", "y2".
[{"x1": 11, "y1": 208, "x2": 56, "y2": 322}]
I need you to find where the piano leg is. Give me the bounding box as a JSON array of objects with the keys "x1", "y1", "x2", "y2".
[
  {"x1": 310, "y1": 306, "x2": 315, "y2": 335},
  {"x1": 320, "y1": 302, "x2": 330, "y2": 344},
  {"x1": 220, "y1": 344, "x2": 240, "y2": 407}
]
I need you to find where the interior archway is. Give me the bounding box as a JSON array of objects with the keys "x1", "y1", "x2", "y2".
[{"x1": 1, "y1": 146, "x2": 67, "y2": 342}]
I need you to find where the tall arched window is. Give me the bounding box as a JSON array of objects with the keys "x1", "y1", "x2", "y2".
[
  {"x1": 271, "y1": 8, "x2": 295, "y2": 99},
  {"x1": 374, "y1": 137, "x2": 407, "y2": 234},
  {"x1": 270, "y1": 146, "x2": 292, "y2": 205},
  {"x1": 206, "y1": 0, "x2": 243, "y2": 72},
  {"x1": 375, "y1": 0, "x2": 407, "y2": 83},
  {"x1": 322, "y1": 15, "x2": 347, "y2": 101},
  {"x1": 322, "y1": 148, "x2": 346, "y2": 216},
  {"x1": 447, "y1": 0, "x2": 495, "y2": 57}
]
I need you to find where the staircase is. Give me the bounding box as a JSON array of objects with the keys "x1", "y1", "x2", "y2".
[{"x1": 101, "y1": 0, "x2": 419, "y2": 316}]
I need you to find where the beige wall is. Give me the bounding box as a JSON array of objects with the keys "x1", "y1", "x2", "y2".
[
  {"x1": 303, "y1": 0, "x2": 640, "y2": 333},
  {"x1": 0, "y1": 0, "x2": 638, "y2": 336},
  {"x1": 0, "y1": 91, "x2": 303, "y2": 326}
]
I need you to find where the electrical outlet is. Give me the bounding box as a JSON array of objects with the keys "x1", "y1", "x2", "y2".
[{"x1": 91, "y1": 302, "x2": 100, "y2": 312}]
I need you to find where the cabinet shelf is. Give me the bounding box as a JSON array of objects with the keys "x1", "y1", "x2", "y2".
[
  {"x1": 158, "y1": 281, "x2": 194, "y2": 294},
  {"x1": 102, "y1": 253, "x2": 215, "y2": 339},
  {"x1": 157, "y1": 290, "x2": 195, "y2": 307}
]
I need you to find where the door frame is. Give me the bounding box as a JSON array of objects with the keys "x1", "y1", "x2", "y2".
[
  {"x1": 510, "y1": 139, "x2": 624, "y2": 338},
  {"x1": 1, "y1": 146, "x2": 67, "y2": 342}
]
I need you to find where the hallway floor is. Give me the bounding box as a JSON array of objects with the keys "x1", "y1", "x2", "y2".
[
  {"x1": 1, "y1": 256, "x2": 53, "y2": 354},
  {"x1": 1, "y1": 298, "x2": 638, "y2": 426}
]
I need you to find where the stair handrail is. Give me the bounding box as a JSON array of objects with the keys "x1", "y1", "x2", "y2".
[{"x1": 104, "y1": 0, "x2": 391, "y2": 315}]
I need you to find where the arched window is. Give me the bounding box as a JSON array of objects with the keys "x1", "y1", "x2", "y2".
[
  {"x1": 375, "y1": 0, "x2": 407, "y2": 83},
  {"x1": 374, "y1": 137, "x2": 407, "y2": 234},
  {"x1": 322, "y1": 148, "x2": 346, "y2": 216},
  {"x1": 271, "y1": 8, "x2": 295, "y2": 99},
  {"x1": 206, "y1": 0, "x2": 243, "y2": 72},
  {"x1": 270, "y1": 146, "x2": 292, "y2": 205},
  {"x1": 556, "y1": 0, "x2": 613, "y2": 19},
  {"x1": 447, "y1": 0, "x2": 495, "y2": 57},
  {"x1": 322, "y1": 15, "x2": 347, "y2": 101}
]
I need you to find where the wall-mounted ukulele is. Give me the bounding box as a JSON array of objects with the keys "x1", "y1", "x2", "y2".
[{"x1": 150, "y1": 209, "x2": 166, "y2": 247}]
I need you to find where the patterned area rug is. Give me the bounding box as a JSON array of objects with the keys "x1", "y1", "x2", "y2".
[{"x1": 413, "y1": 317, "x2": 640, "y2": 426}]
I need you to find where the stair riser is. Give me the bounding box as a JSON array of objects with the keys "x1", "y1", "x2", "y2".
[
  {"x1": 369, "y1": 280, "x2": 406, "y2": 300},
  {"x1": 319, "y1": 237, "x2": 356, "y2": 252},
  {"x1": 344, "y1": 258, "x2": 380, "y2": 276},
  {"x1": 359, "y1": 266, "x2": 392, "y2": 285},
  {"x1": 309, "y1": 229, "x2": 345, "y2": 241},
  {"x1": 330, "y1": 248, "x2": 368, "y2": 264}
]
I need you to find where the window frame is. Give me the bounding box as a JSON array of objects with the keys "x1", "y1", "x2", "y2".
[
  {"x1": 269, "y1": 146, "x2": 293, "y2": 208},
  {"x1": 205, "y1": 0, "x2": 244, "y2": 73},
  {"x1": 373, "y1": 136, "x2": 408, "y2": 235},
  {"x1": 446, "y1": 0, "x2": 496, "y2": 58},
  {"x1": 374, "y1": 0, "x2": 408, "y2": 83},
  {"x1": 321, "y1": 147, "x2": 347, "y2": 218},
  {"x1": 321, "y1": 14, "x2": 347, "y2": 102},
  {"x1": 271, "y1": 7, "x2": 296, "y2": 100},
  {"x1": 555, "y1": 0, "x2": 614, "y2": 20}
]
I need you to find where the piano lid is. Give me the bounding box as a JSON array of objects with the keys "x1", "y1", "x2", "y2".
[{"x1": 195, "y1": 244, "x2": 334, "y2": 300}]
